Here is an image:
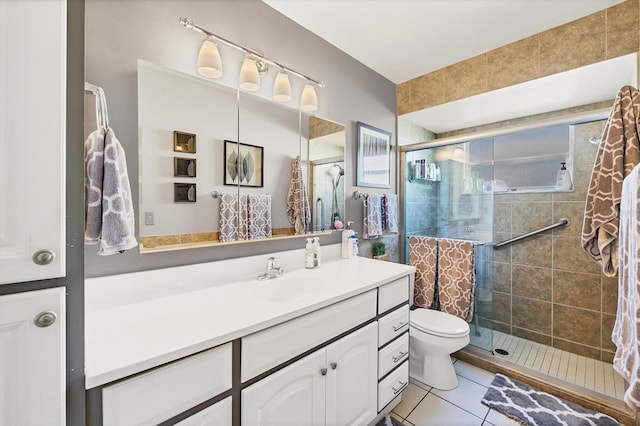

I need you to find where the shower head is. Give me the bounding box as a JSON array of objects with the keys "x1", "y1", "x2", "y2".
[{"x1": 332, "y1": 163, "x2": 344, "y2": 176}]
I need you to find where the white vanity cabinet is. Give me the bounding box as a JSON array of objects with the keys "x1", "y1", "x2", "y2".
[{"x1": 242, "y1": 323, "x2": 378, "y2": 426}]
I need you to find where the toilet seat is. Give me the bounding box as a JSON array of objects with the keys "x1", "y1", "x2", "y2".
[{"x1": 411, "y1": 309, "x2": 469, "y2": 338}]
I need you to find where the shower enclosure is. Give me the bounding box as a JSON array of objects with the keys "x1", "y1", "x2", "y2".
[{"x1": 401, "y1": 112, "x2": 627, "y2": 403}]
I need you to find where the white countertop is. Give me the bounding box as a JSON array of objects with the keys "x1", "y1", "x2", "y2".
[{"x1": 85, "y1": 252, "x2": 415, "y2": 389}]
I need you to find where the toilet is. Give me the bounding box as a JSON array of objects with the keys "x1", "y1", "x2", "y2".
[{"x1": 409, "y1": 307, "x2": 470, "y2": 390}]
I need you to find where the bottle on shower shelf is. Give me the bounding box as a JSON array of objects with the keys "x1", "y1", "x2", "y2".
[{"x1": 555, "y1": 162, "x2": 572, "y2": 191}]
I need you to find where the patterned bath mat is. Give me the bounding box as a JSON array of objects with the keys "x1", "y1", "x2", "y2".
[
  {"x1": 481, "y1": 373, "x2": 618, "y2": 426},
  {"x1": 375, "y1": 414, "x2": 405, "y2": 426}
]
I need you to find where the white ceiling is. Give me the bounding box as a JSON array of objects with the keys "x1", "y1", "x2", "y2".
[{"x1": 263, "y1": 0, "x2": 626, "y2": 84}]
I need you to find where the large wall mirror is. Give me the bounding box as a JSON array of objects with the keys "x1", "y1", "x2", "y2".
[{"x1": 137, "y1": 60, "x2": 344, "y2": 252}]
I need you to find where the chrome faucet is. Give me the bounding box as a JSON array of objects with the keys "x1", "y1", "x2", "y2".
[{"x1": 258, "y1": 256, "x2": 284, "y2": 281}]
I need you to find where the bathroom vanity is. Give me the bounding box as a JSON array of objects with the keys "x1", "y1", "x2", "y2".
[{"x1": 85, "y1": 246, "x2": 415, "y2": 425}]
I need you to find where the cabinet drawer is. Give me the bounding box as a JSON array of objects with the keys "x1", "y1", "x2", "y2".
[
  {"x1": 103, "y1": 343, "x2": 232, "y2": 426},
  {"x1": 378, "y1": 276, "x2": 409, "y2": 313},
  {"x1": 378, "y1": 361, "x2": 409, "y2": 412},
  {"x1": 175, "y1": 396, "x2": 232, "y2": 426},
  {"x1": 378, "y1": 333, "x2": 409, "y2": 379},
  {"x1": 242, "y1": 290, "x2": 377, "y2": 382},
  {"x1": 378, "y1": 305, "x2": 409, "y2": 348}
]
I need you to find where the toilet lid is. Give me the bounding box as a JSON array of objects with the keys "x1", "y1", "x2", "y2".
[{"x1": 411, "y1": 309, "x2": 470, "y2": 337}]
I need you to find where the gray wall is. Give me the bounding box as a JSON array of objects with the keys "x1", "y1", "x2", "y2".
[{"x1": 84, "y1": 0, "x2": 397, "y2": 276}]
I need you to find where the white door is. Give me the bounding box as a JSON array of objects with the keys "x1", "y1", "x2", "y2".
[
  {"x1": 325, "y1": 323, "x2": 378, "y2": 426},
  {"x1": 0, "y1": 287, "x2": 66, "y2": 425},
  {"x1": 0, "y1": 0, "x2": 66, "y2": 285},
  {"x1": 242, "y1": 349, "x2": 326, "y2": 426}
]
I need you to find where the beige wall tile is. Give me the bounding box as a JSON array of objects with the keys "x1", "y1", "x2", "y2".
[
  {"x1": 512, "y1": 296, "x2": 551, "y2": 334},
  {"x1": 606, "y1": 0, "x2": 640, "y2": 59},
  {"x1": 553, "y1": 305, "x2": 601, "y2": 347},
  {"x1": 512, "y1": 234, "x2": 552, "y2": 268},
  {"x1": 601, "y1": 313, "x2": 617, "y2": 352},
  {"x1": 181, "y1": 232, "x2": 216, "y2": 244},
  {"x1": 511, "y1": 193, "x2": 551, "y2": 203},
  {"x1": 512, "y1": 202, "x2": 552, "y2": 234},
  {"x1": 539, "y1": 12, "x2": 606, "y2": 77},
  {"x1": 512, "y1": 327, "x2": 552, "y2": 346},
  {"x1": 572, "y1": 121, "x2": 604, "y2": 169},
  {"x1": 553, "y1": 338, "x2": 601, "y2": 360},
  {"x1": 140, "y1": 234, "x2": 180, "y2": 248},
  {"x1": 444, "y1": 54, "x2": 487, "y2": 102},
  {"x1": 397, "y1": 81, "x2": 412, "y2": 115},
  {"x1": 487, "y1": 36, "x2": 540, "y2": 91},
  {"x1": 493, "y1": 262, "x2": 512, "y2": 293},
  {"x1": 553, "y1": 236, "x2": 601, "y2": 274},
  {"x1": 493, "y1": 232, "x2": 512, "y2": 263},
  {"x1": 553, "y1": 270, "x2": 601, "y2": 310},
  {"x1": 512, "y1": 265, "x2": 552, "y2": 301},
  {"x1": 601, "y1": 350, "x2": 615, "y2": 363},
  {"x1": 493, "y1": 321, "x2": 512, "y2": 334},
  {"x1": 601, "y1": 275, "x2": 618, "y2": 315},
  {"x1": 410, "y1": 69, "x2": 445, "y2": 111},
  {"x1": 493, "y1": 203, "x2": 511, "y2": 233},
  {"x1": 493, "y1": 291, "x2": 511, "y2": 324},
  {"x1": 552, "y1": 202, "x2": 585, "y2": 237}
]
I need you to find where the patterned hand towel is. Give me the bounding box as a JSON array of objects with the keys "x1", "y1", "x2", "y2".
[
  {"x1": 382, "y1": 193, "x2": 399, "y2": 233},
  {"x1": 582, "y1": 85, "x2": 640, "y2": 277},
  {"x1": 286, "y1": 157, "x2": 310, "y2": 234},
  {"x1": 219, "y1": 192, "x2": 248, "y2": 242},
  {"x1": 408, "y1": 236, "x2": 438, "y2": 308},
  {"x1": 363, "y1": 194, "x2": 383, "y2": 239},
  {"x1": 84, "y1": 127, "x2": 107, "y2": 244},
  {"x1": 612, "y1": 164, "x2": 640, "y2": 408},
  {"x1": 248, "y1": 194, "x2": 272, "y2": 240},
  {"x1": 438, "y1": 238, "x2": 475, "y2": 321}
]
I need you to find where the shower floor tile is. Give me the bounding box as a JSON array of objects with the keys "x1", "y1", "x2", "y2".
[{"x1": 491, "y1": 331, "x2": 624, "y2": 401}]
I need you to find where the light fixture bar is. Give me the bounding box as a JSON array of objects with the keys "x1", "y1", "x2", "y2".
[{"x1": 179, "y1": 17, "x2": 325, "y2": 88}]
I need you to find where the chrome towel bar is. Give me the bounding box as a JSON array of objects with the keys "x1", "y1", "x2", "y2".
[{"x1": 493, "y1": 218, "x2": 570, "y2": 249}]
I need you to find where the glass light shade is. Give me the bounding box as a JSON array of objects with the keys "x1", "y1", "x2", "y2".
[
  {"x1": 273, "y1": 72, "x2": 292, "y2": 102},
  {"x1": 197, "y1": 38, "x2": 222, "y2": 78},
  {"x1": 239, "y1": 57, "x2": 260, "y2": 91},
  {"x1": 300, "y1": 84, "x2": 318, "y2": 111}
]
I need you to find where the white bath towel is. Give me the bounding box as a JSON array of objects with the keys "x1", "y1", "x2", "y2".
[
  {"x1": 84, "y1": 127, "x2": 138, "y2": 255},
  {"x1": 248, "y1": 194, "x2": 272, "y2": 239},
  {"x1": 363, "y1": 194, "x2": 383, "y2": 239},
  {"x1": 612, "y1": 163, "x2": 640, "y2": 408},
  {"x1": 382, "y1": 193, "x2": 399, "y2": 233}
]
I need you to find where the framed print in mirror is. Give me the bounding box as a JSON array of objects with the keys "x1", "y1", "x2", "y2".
[
  {"x1": 173, "y1": 130, "x2": 196, "y2": 153},
  {"x1": 224, "y1": 140, "x2": 264, "y2": 187},
  {"x1": 174, "y1": 183, "x2": 196, "y2": 202},
  {"x1": 174, "y1": 157, "x2": 196, "y2": 177},
  {"x1": 356, "y1": 122, "x2": 391, "y2": 188}
]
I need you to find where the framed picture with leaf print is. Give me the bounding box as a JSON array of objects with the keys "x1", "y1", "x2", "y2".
[{"x1": 224, "y1": 140, "x2": 264, "y2": 187}]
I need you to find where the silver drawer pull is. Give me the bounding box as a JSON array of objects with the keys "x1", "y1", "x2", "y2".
[
  {"x1": 392, "y1": 321, "x2": 409, "y2": 332},
  {"x1": 392, "y1": 380, "x2": 408, "y2": 395},
  {"x1": 392, "y1": 351, "x2": 408, "y2": 363},
  {"x1": 320, "y1": 368, "x2": 327, "y2": 376}
]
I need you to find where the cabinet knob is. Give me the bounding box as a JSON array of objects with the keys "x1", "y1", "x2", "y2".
[
  {"x1": 330, "y1": 362, "x2": 337, "y2": 370},
  {"x1": 34, "y1": 311, "x2": 57, "y2": 328},
  {"x1": 32, "y1": 249, "x2": 55, "y2": 265},
  {"x1": 320, "y1": 368, "x2": 327, "y2": 376}
]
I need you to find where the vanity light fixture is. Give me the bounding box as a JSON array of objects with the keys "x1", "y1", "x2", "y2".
[
  {"x1": 197, "y1": 36, "x2": 223, "y2": 78},
  {"x1": 300, "y1": 84, "x2": 318, "y2": 112},
  {"x1": 180, "y1": 17, "x2": 324, "y2": 108}
]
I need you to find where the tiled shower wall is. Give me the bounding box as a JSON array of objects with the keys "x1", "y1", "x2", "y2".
[{"x1": 485, "y1": 119, "x2": 619, "y2": 363}]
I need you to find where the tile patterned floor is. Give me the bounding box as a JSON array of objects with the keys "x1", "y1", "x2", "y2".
[{"x1": 391, "y1": 358, "x2": 520, "y2": 426}]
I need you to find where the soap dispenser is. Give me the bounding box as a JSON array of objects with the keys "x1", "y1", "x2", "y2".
[
  {"x1": 312, "y1": 237, "x2": 321, "y2": 268},
  {"x1": 555, "y1": 162, "x2": 572, "y2": 191},
  {"x1": 342, "y1": 221, "x2": 355, "y2": 258},
  {"x1": 305, "y1": 238, "x2": 314, "y2": 269}
]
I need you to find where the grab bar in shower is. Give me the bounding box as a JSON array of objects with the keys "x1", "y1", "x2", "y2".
[{"x1": 493, "y1": 218, "x2": 570, "y2": 249}]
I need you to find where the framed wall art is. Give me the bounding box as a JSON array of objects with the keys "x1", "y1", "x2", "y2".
[
  {"x1": 174, "y1": 157, "x2": 196, "y2": 177},
  {"x1": 174, "y1": 183, "x2": 196, "y2": 202},
  {"x1": 356, "y1": 122, "x2": 391, "y2": 188},
  {"x1": 224, "y1": 140, "x2": 264, "y2": 187},
  {"x1": 173, "y1": 130, "x2": 196, "y2": 153}
]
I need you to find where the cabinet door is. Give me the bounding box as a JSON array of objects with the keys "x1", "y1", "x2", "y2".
[
  {"x1": 242, "y1": 350, "x2": 325, "y2": 426},
  {"x1": 0, "y1": 0, "x2": 66, "y2": 285},
  {"x1": 0, "y1": 287, "x2": 65, "y2": 425},
  {"x1": 175, "y1": 396, "x2": 232, "y2": 426},
  {"x1": 325, "y1": 322, "x2": 378, "y2": 426}
]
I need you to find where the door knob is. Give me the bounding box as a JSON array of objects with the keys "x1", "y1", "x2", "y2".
[
  {"x1": 32, "y1": 249, "x2": 55, "y2": 265},
  {"x1": 330, "y1": 362, "x2": 337, "y2": 370},
  {"x1": 34, "y1": 311, "x2": 57, "y2": 328}
]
